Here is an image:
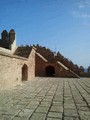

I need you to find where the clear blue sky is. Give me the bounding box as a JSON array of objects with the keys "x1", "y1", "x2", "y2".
[{"x1": 0, "y1": 0, "x2": 90, "y2": 68}]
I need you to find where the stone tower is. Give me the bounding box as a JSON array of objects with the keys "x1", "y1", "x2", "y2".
[
  {"x1": 1, "y1": 30, "x2": 8, "y2": 42},
  {"x1": 1, "y1": 30, "x2": 9, "y2": 49},
  {"x1": 9, "y1": 29, "x2": 16, "y2": 51}
]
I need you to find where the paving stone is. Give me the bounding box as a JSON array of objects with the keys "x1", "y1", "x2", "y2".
[
  {"x1": 6, "y1": 107, "x2": 21, "y2": 115},
  {"x1": 46, "y1": 93, "x2": 54, "y2": 96},
  {"x1": 0, "y1": 110, "x2": 6, "y2": 115},
  {"x1": 47, "y1": 112, "x2": 62, "y2": 119},
  {"x1": 29, "y1": 101, "x2": 40, "y2": 105},
  {"x1": 80, "y1": 115, "x2": 90, "y2": 120},
  {"x1": 50, "y1": 106, "x2": 63, "y2": 112},
  {"x1": 52, "y1": 101, "x2": 62, "y2": 106},
  {"x1": 77, "y1": 106, "x2": 90, "y2": 111},
  {"x1": 18, "y1": 108, "x2": 34, "y2": 117},
  {"x1": 12, "y1": 104, "x2": 26, "y2": 110},
  {"x1": 34, "y1": 97, "x2": 43, "y2": 102},
  {"x1": 13, "y1": 116, "x2": 29, "y2": 120},
  {"x1": 29, "y1": 112, "x2": 46, "y2": 120},
  {"x1": 0, "y1": 114, "x2": 14, "y2": 120},
  {"x1": 64, "y1": 109, "x2": 78, "y2": 117},
  {"x1": 64, "y1": 117, "x2": 79, "y2": 120},
  {"x1": 40, "y1": 101, "x2": 51, "y2": 107},
  {"x1": 64, "y1": 103, "x2": 76, "y2": 109},
  {"x1": 17, "y1": 100, "x2": 30, "y2": 105},
  {"x1": 76, "y1": 103, "x2": 87, "y2": 107},
  {"x1": 25, "y1": 104, "x2": 38, "y2": 109},
  {"x1": 0, "y1": 106, "x2": 10, "y2": 113},
  {"x1": 46, "y1": 117, "x2": 61, "y2": 120},
  {"x1": 43, "y1": 98, "x2": 52, "y2": 102},
  {"x1": 79, "y1": 110, "x2": 90, "y2": 116},
  {"x1": 35, "y1": 106, "x2": 49, "y2": 113},
  {"x1": 44, "y1": 96, "x2": 53, "y2": 100}
]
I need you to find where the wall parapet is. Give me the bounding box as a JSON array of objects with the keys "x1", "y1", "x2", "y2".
[{"x1": 0, "y1": 50, "x2": 28, "y2": 60}]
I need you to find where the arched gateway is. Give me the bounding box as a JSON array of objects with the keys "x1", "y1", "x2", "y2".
[
  {"x1": 22, "y1": 64, "x2": 28, "y2": 81},
  {"x1": 45, "y1": 66, "x2": 55, "y2": 77}
]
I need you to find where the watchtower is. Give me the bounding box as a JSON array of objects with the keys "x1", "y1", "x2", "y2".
[
  {"x1": 1, "y1": 30, "x2": 9, "y2": 49},
  {"x1": 9, "y1": 29, "x2": 16, "y2": 51}
]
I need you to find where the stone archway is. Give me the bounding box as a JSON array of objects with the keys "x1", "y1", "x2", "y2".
[
  {"x1": 45, "y1": 66, "x2": 55, "y2": 77},
  {"x1": 22, "y1": 64, "x2": 28, "y2": 81}
]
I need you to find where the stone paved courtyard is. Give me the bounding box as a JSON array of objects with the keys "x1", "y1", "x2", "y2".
[{"x1": 0, "y1": 77, "x2": 90, "y2": 120}]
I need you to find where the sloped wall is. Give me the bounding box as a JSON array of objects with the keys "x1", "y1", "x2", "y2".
[
  {"x1": 35, "y1": 53, "x2": 78, "y2": 78},
  {"x1": 35, "y1": 53, "x2": 65, "y2": 77}
]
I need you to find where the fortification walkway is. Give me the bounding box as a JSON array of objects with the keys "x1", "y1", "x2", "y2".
[{"x1": 0, "y1": 77, "x2": 90, "y2": 120}]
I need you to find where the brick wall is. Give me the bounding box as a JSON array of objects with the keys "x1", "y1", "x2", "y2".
[
  {"x1": 35, "y1": 54, "x2": 46, "y2": 76},
  {"x1": 35, "y1": 53, "x2": 78, "y2": 77}
]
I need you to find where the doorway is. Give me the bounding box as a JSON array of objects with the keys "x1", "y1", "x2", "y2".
[
  {"x1": 22, "y1": 64, "x2": 28, "y2": 81},
  {"x1": 45, "y1": 66, "x2": 55, "y2": 77}
]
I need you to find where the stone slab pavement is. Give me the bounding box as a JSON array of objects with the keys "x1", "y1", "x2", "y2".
[{"x1": 0, "y1": 77, "x2": 90, "y2": 120}]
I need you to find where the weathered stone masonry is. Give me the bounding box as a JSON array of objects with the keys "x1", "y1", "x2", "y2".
[
  {"x1": 0, "y1": 29, "x2": 36, "y2": 90},
  {"x1": 35, "y1": 48, "x2": 79, "y2": 78},
  {"x1": 0, "y1": 46, "x2": 35, "y2": 90},
  {"x1": 0, "y1": 29, "x2": 90, "y2": 90}
]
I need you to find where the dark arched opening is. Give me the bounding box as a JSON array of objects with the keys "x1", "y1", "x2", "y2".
[
  {"x1": 22, "y1": 64, "x2": 28, "y2": 81},
  {"x1": 45, "y1": 66, "x2": 55, "y2": 77}
]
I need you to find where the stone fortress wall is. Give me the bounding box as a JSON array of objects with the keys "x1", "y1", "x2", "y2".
[
  {"x1": 0, "y1": 29, "x2": 35, "y2": 90},
  {"x1": 0, "y1": 29, "x2": 90, "y2": 90}
]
